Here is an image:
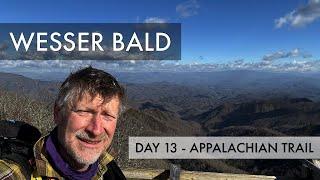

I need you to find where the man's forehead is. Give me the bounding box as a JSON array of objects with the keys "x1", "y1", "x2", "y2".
[{"x1": 75, "y1": 93, "x2": 119, "y2": 107}]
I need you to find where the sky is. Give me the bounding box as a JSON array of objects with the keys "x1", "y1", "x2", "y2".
[{"x1": 0, "y1": 0, "x2": 320, "y2": 73}]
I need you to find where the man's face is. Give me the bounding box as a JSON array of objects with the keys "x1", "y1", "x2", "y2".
[{"x1": 55, "y1": 93, "x2": 120, "y2": 168}]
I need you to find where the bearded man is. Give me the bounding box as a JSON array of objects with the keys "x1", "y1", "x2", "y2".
[{"x1": 0, "y1": 66, "x2": 126, "y2": 179}]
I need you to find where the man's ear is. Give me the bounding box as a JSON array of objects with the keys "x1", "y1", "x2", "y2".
[{"x1": 54, "y1": 104, "x2": 62, "y2": 125}]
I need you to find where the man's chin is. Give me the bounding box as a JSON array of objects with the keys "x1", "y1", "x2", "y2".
[
  {"x1": 64, "y1": 143, "x2": 102, "y2": 167},
  {"x1": 73, "y1": 150, "x2": 101, "y2": 166}
]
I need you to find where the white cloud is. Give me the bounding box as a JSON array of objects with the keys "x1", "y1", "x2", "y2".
[
  {"x1": 1, "y1": 58, "x2": 320, "y2": 73},
  {"x1": 176, "y1": 0, "x2": 200, "y2": 18},
  {"x1": 275, "y1": 0, "x2": 320, "y2": 28},
  {"x1": 0, "y1": 47, "x2": 317, "y2": 73},
  {"x1": 262, "y1": 48, "x2": 311, "y2": 62},
  {"x1": 144, "y1": 17, "x2": 167, "y2": 23}
]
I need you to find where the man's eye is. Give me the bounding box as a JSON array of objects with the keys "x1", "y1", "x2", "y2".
[
  {"x1": 76, "y1": 110, "x2": 92, "y2": 116},
  {"x1": 102, "y1": 114, "x2": 116, "y2": 121}
]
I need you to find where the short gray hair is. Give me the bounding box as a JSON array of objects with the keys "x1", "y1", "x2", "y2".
[{"x1": 55, "y1": 66, "x2": 126, "y2": 117}]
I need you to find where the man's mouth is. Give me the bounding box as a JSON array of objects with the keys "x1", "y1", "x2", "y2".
[{"x1": 77, "y1": 137, "x2": 103, "y2": 146}]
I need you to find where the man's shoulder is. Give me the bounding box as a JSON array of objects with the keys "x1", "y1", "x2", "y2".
[{"x1": 0, "y1": 159, "x2": 27, "y2": 180}]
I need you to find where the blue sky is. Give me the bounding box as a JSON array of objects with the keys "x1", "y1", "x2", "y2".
[{"x1": 0, "y1": 0, "x2": 320, "y2": 72}]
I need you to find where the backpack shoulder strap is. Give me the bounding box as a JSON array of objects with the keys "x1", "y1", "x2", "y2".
[
  {"x1": 103, "y1": 160, "x2": 126, "y2": 180},
  {"x1": 0, "y1": 120, "x2": 41, "y2": 179},
  {"x1": 2, "y1": 153, "x2": 34, "y2": 178}
]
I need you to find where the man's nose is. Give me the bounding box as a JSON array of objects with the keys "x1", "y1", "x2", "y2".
[{"x1": 85, "y1": 114, "x2": 104, "y2": 137}]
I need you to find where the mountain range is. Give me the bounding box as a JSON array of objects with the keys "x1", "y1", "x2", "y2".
[{"x1": 0, "y1": 70, "x2": 319, "y2": 178}]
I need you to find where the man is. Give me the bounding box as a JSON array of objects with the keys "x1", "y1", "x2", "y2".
[{"x1": 0, "y1": 66, "x2": 126, "y2": 179}]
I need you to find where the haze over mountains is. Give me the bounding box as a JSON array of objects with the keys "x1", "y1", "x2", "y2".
[
  {"x1": 4, "y1": 70, "x2": 320, "y2": 103},
  {"x1": 0, "y1": 70, "x2": 319, "y2": 178}
]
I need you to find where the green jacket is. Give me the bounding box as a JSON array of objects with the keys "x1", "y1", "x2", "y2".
[{"x1": 0, "y1": 134, "x2": 115, "y2": 180}]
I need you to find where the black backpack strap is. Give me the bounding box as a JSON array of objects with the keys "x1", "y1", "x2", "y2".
[
  {"x1": 103, "y1": 160, "x2": 126, "y2": 180},
  {"x1": 2, "y1": 153, "x2": 34, "y2": 178},
  {"x1": 0, "y1": 120, "x2": 41, "y2": 179}
]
